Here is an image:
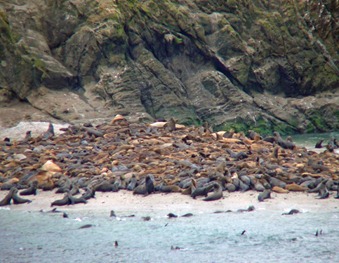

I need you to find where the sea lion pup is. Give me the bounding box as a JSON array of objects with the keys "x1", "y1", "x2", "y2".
[
  {"x1": 20, "y1": 181, "x2": 38, "y2": 196},
  {"x1": 51, "y1": 193, "x2": 71, "y2": 207},
  {"x1": 273, "y1": 132, "x2": 295, "y2": 150},
  {"x1": 12, "y1": 188, "x2": 32, "y2": 204},
  {"x1": 203, "y1": 182, "x2": 223, "y2": 201},
  {"x1": 164, "y1": 118, "x2": 176, "y2": 132},
  {"x1": 315, "y1": 139, "x2": 324, "y2": 149},
  {"x1": 133, "y1": 175, "x2": 154, "y2": 195},
  {"x1": 0, "y1": 187, "x2": 16, "y2": 206},
  {"x1": 191, "y1": 182, "x2": 214, "y2": 199},
  {"x1": 258, "y1": 189, "x2": 271, "y2": 202}
]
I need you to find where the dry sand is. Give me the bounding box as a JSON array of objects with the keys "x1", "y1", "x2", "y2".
[{"x1": 1, "y1": 190, "x2": 338, "y2": 215}]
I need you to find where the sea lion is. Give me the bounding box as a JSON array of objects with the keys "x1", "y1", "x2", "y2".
[
  {"x1": 272, "y1": 186, "x2": 289, "y2": 193},
  {"x1": 191, "y1": 183, "x2": 214, "y2": 199},
  {"x1": 285, "y1": 183, "x2": 306, "y2": 192},
  {"x1": 42, "y1": 122, "x2": 55, "y2": 140},
  {"x1": 127, "y1": 174, "x2": 138, "y2": 191},
  {"x1": 133, "y1": 175, "x2": 154, "y2": 195},
  {"x1": 315, "y1": 139, "x2": 324, "y2": 148},
  {"x1": 51, "y1": 193, "x2": 71, "y2": 207},
  {"x1": 20, "y1": 180, "x2": 38, "y2": 196},
  {"x1": 0, "y1": 187, "x2": 16, "y2": 206},
  {"x1": 69, "y1": 195, "x2": 87, "y2": 205},
  {"x1": 81, "y1": 187, "x2": 95, "y2": 200},
  {"x1": 273, "y1": 132, "x2": 295, "y2": 150},
  {"x1": 282, "y1": 209, "x2": 300, "y2": 215},
  {"x1": 12, "y1": 188, "x2": 32, "y2": 204},
  {"x1": 203, "y1": 182, "x2": 223, "y2": 201},
  {"x1": 94, "y1": 181, "x2": 119, "y2": 192},
  {"x1": 317, "y1": 184, "x2": 329, "y2": 199},
  {"x1": 258, "y1": 189, "x2": 271, "y2": 202},
  {"x1": 164, "y1": 118, "x2": 176, "y2": 132},
  {"x1": 157, "y1": 184, "x2": 182, "y2": 193}
]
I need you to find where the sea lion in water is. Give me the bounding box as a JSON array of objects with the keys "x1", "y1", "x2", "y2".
[
  {"x1": 203, "y1": 182, "x2": 223, "y2": 201},
  {"x1": 20, "y1": 181, "x2": 38, "y2": 196},
  {"x1": 258, "y1": 189, "x2": 271, "y2": 202},
  {"x1": 0, "y1": 187, "x2": 16, "y2": 206},
  {"x1": 12, "y1": 188, "x2": 32, "y2": 204}
]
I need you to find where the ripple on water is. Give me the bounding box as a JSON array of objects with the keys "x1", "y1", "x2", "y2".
[{"x1": 0, "y1": 209, "x2": 338, "y2": 263}]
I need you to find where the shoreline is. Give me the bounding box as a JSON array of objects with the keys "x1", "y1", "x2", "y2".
[{"x1": 1, "y1": 190, "x2": 338, "y2": 215}]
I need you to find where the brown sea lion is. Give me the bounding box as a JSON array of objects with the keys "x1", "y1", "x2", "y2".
[
  {"x1": 51, "y1": 193, "x2": 71, "y2": 207},
  {"x1": 203, "y1": 182, "x2": 223, "y2": 201},
  {"x1": 12, "y1": 188, "x2": 32, "y2": 204},
  {"x1": 258, "y1": 189, "x2": 271, "y2": 202},
  {"x1": 133, "y1": 175, "x2": 154, "y2": 195},
  {"x1": 0, "y1": 187, "x2": 16, "y2": 206},
  {"x1": 191, "y1": 183, "x2": 214, "y2": 199},
  {"x1": 81, "y1": 187, "x2": 95, "y2": 200},
  {"x1": 20, "y1": 181, "x2": 38, "y2": 196}
]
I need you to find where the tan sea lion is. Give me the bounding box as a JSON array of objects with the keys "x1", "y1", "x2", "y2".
[
  {"x1": 285, "y1": 183, "x2": 306, "y2": 192},
  {"x1": 272, "y1": 186, "x2": 289, "y2": 193}
]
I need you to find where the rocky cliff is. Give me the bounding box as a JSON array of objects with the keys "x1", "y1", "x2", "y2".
[{"x1": 0, "y1": 0, "x2": 338, "y2": 134}]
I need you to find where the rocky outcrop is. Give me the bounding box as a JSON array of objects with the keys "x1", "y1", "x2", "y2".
[{"x1": 0, "y1": 0, "x2": 338, "y2": 134}]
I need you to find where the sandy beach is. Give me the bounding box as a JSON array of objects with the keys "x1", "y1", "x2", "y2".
[{"x1": 1, "y1": 190, "x2": 338, "y2": 215}]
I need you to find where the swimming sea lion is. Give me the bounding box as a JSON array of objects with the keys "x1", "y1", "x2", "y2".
[
  {"x1": 315, "y1": 139, "x2": 324, "y2": 148},
  {"x1": 203, "y1": 182, "x2": 223, "y2": 201},
  {"x1": 258, "y1": 189, "x2": 271, "y2": 202},
  {"x1": 20, "y1": 180, "x2": 38, "y2": 196},
  {"x1": 282, "y1": 209, "x2": 300, "y2": 215},
  {"x1": 0, "y1": 187, "x2": 16, "y2": 206},
  {"x1": 12, "y1": 188, "x2": 32, "y2": 204}
]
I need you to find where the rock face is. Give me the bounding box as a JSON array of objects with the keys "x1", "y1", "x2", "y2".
[{"x1": 0, "y1": 0, "x2": 338, "y2": 134}]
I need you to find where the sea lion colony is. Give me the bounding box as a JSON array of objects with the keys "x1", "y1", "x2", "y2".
[{"x1": 0, "y1": 116, "x2": 338, "y2": 206}]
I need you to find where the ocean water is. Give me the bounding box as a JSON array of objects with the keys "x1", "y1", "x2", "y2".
[
  {"x1": 0, "y1": 207, "x2": 338, "y2": 263},
  {"x1": 289, "y1": 132, "x2": 339, "y2": 151}
]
